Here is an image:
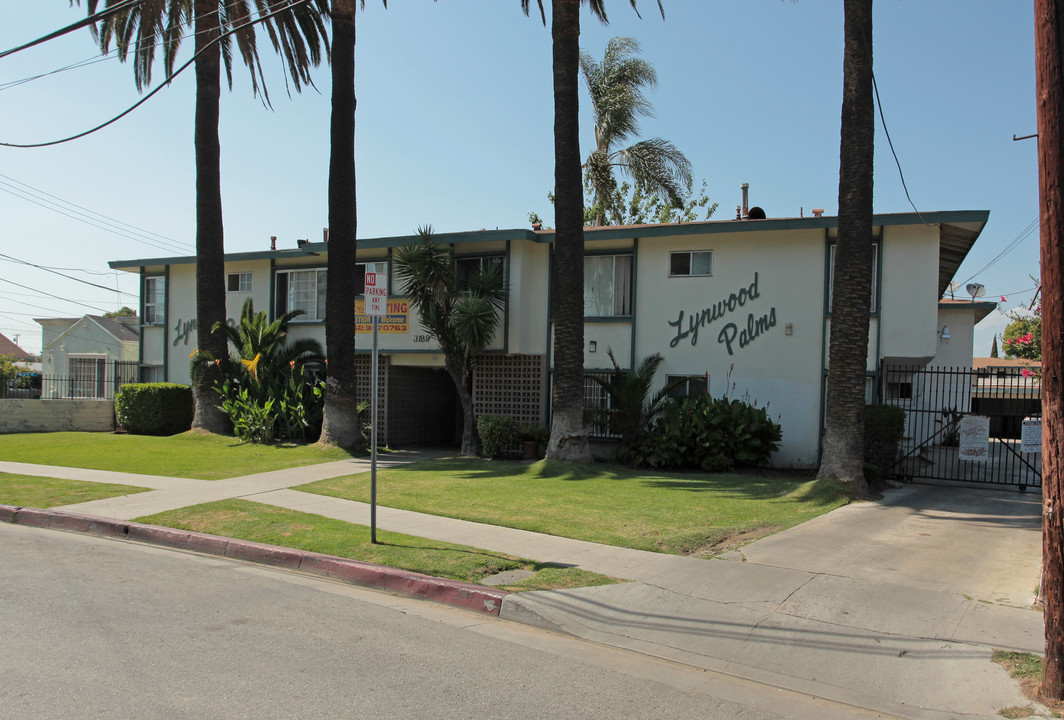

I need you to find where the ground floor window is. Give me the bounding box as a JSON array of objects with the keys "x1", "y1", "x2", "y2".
[
  {"x1": 69, "y1": 356, "x2": 107, "y2": 398},
  {"x1": 666, "y1": 374, "x2": 709, "y2": 398}
]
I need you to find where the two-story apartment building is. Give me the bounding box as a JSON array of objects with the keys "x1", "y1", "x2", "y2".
[{"x1": 110, "y1": 210, "x2": 990, "y2": 468}]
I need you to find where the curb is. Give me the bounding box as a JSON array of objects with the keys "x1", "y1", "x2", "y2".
[{"x1": 1, "y1": 504, "x2": 509, "y2": 616}]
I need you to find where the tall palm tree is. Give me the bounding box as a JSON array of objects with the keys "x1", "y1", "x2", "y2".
[
  {"x1": 581, "y1": 36, "x2": 691, "y2": 227},
  {"x1": 393, "y1": 226, "x2": 507, "y2": 456},
  {"x1": 817, "y1": 0, "x2": 874, "y2": 498},
  {"x1": 319, "y1": 0, "x2": 371, "y2": 448},
  {"x1": 80, "y1": 0, "x2": 328, "y2": 434},
  {"x1": 520, "y1": 0, "x2": 662, "y2": 462}
]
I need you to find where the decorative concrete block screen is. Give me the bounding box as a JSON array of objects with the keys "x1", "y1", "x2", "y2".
[
  {"x1": 473, "y1": 354, "x2": 546, "y2": 427},
  {"x1": 355, "y1": 354, "x2": 389, "y2": 446}
]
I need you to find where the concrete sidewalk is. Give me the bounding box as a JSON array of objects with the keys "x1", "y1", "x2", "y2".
[{"x1": 2, "y1": 456, "x2": 1047, "y2": 719}]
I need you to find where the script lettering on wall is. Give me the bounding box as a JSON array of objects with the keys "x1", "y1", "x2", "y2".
[
  {"x1": 667, "y1": 272, "x2": 778, "y2": 355},
  {"x1": 172, "y1": 317, "x2": 235, "y2": 347}
]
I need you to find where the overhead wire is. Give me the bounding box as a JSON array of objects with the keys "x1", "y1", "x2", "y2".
[
  {"x1": 0, "y1": 0, "x2": 144, "y2": 60},
  {"x1": 0, "y1": 277, "x2": 110, "y2": 314},
  {"x1": 0, "y1": 4, "x2": 230, "y2": 93},
  {"x1": 0, "y1": 172, "x2": 190, "y2": 253},
  {"x1": 958, "y1": 217, "x2": 1039, "y2": 285},
  {"x1": 0, "y1": 252, "x2": 139, "y2": 298},
  {"x1": 0, "y1": 183, "x2": 190, "y2": 254},
  {"x1": 0, "y1": 0, "x2": 315, "y2": 149}
]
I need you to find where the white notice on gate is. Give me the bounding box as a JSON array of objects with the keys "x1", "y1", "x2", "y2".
[
  {"x1": 1022, "y1": 417, "x2": 1043, "y2": 454},
  {"x1": 959, "y1": 415, "x2": 990, "y2": 462}
]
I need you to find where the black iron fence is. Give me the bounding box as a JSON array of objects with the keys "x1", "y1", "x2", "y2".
[
  {"x1": 2, "y1": 360, "x2": 138, "y2": 400},
  {"x1": 879, "y1": 363, "x2": 1042, "y2": 489}
]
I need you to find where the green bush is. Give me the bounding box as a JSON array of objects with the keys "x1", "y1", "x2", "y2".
[
  {"x1": 622, "y1": 393, "x2": 782, "y2": 471},
  {"x1": 864, "y1": 404, "x2": 906, "y2": 481},
  {"x1": 216, "y1": 363, "x2": 324, "y2": 444},
  {"x1": 478, "y1": 415, "x2": 518, "y2": 459},
  {"x1": 517, "y1": 423, "x2": 550, "y2": 445},
  {"x1": 115, "y1": 383, "x2": 193, "y2": 436}
]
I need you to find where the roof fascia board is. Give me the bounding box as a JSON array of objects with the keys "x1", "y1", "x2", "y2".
[{"x1": 108, "y1": 211, "x2": 989, "y2": 268}]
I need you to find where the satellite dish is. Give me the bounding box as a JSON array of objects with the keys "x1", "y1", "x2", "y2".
[
  {"x1": 966, "y1": 283, "x2": 986, "y2": 300},
  {"x1": 947, "y1": 281, "x2": 961, "y2": 299}
]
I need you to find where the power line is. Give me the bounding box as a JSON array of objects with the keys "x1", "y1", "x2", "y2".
[
  {"x1": 0, "y1": 5, "x2": 230, "y2": 93},
  {"x1": 959, "y1": 217, "x2": 1039, "y2": 285},
  {"x1": 0, "y1": 184, "x2": 191, "y2": 254},
  {"x1": 0, "y1": 0, "x2": 144, "y2": 60},
  {"x1": 0, "y1": 172, "x2": 189, "y2": 252},
  {"x1": 0, "y1": 252, "x2": 139, "y2": 298},
  {"x1": 0, "y1": 0, "x2": 314, "y2": 150},
  {"x1": 0, "y1": 277, "x2": 110, "y2": 314}
]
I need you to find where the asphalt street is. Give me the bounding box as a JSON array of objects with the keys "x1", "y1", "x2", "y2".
[{"x1": 0, "y1": 522, "x2": 890, "y2": 720}]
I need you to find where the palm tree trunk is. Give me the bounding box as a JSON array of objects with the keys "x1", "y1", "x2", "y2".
[
  {"x1": 818, "y1": 0, "x2": 874, "y2": 497},
  {"x1": 191, "y1": 0, "x2": 231, "y2": 434},
  {"x1": 545, "y1": 0, "x2": 592, "y2": 462},
  {"x1": 319, "y1": 0, "x2": 362, "y2": 448},
  {"x1": 446, "y1": 362, "x2": 479, "y2": 456}
]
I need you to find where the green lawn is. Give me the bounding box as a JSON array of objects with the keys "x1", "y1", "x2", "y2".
[
  {"x1": 137, "y1": 500, "x2": 619, "y2": 591},
  {"x1": 0, "y1": 473, "x2": 150, "y2": 508},
  {"x1": 0, "y1": 432, "x2": 355, "y2": 480},
  {"x1": 297, "y1": 458, "x2": 849, "y2": 556}
]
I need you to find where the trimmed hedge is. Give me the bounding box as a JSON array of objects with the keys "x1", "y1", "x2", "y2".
[
  {"x1": 115, "y1": 383, "x2": 194, "y2": 436},
  {"x1": 477, "y1": 415, "x2": 518, "y2": 459}
]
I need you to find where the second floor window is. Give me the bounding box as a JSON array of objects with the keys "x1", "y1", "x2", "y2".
[
  {"x1": 276, "y1": 268, "x2": 326, "y2": 321},
  {"x1": 227, "y1": 272, "x2": 252, "y2": 292},
  {"x1": 584, "y1": 254, "x2": 632, "y2": 317},
  {"x1": 143, "y1": 276, "x2": 165, "y2": 325}
]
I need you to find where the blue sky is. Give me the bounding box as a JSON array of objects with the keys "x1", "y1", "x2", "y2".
[{"x1": 0, "y1": 1, "x2": 1040, "y2": 356}]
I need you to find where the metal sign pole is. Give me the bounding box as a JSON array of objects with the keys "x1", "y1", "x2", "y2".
[{"x1": 370, "y1": 313, "x2": 379, "y2": 544}]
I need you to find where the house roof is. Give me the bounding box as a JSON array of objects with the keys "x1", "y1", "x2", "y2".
[
  {"x1": 0, "y1": 332, "x2": 34, "y2": 361},
  {"x1": 938, "y1": 298, "x2": 999, "y2": 325},
  {"x1": 972, "y1": 357, "x2": 1041, "y2": 370},
  {"x1": 36, "y1": 314, "x2": 140, "y2": 349},
  {"x1": 108, "y1": 210, "x2": 989, "y2": 297}
]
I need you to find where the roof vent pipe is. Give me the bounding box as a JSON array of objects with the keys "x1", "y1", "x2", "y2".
[
  {"x1": 323, "y1": 228, "x2": 329, "y2": 243},
  {"x1": 811, "y1": 208, "x2": 824, "y2": 218},
  {"x1": 741, "y1": 183, "x2": 749, "y2": 219},
  {"x1": 270, "y1": 236, "x2": 277, "y2": 250}
]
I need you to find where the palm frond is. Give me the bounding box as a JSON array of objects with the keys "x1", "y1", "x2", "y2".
[{"x1": 613, "y1": 137, "x2": 693, "y2": 208}]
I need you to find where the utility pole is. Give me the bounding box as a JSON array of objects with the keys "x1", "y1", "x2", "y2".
[{"x1": 1035, "y1": 0, "x2": 1064, "y2": 700}]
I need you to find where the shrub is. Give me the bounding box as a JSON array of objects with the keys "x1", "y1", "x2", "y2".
[
  {"x1": 115, "y1": 383, "x2": 193, "y2": 436},
  {"x1": 216, "y1": 363, "x2": 324, "y2": 444},
  {"x1": 864, "y1": 404, "x2": 906, "y2": 481},
  {"x1": 517, "y1": 423, "x2": 550, "y2": 445},
  {"x1": 623, "y1": 393, "x2": 782, "y2": 471},
  {"x1": 478, "y1": 415, "x2": 518, "y2": 459}
]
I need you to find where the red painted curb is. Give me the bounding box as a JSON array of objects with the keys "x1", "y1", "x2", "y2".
[{"x1": 3, "y1": 506, "x2": 509, "y2": 615}]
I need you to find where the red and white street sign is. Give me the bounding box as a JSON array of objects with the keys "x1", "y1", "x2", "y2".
[{"x1": 364, "y1": 271, "x2": 387, "y2": 316}]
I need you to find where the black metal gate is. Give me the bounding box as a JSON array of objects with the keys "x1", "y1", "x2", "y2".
[{"x1": 880, "y1": 363, "x2": 1042, "y2": 490}]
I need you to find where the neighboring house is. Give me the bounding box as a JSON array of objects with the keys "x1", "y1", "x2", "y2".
[
  {"x1": 34, "y1": 315, "x2": 140, "y2": 399},
  {"x1": 109, "y1": 209, "x2": 989, "y2": 468},
  {"x1": 0, "y1": 332, "x2": 34, "y2": 362}
]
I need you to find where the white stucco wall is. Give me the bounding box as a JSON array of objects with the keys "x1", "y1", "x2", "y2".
[
  {"x1": 632, "y1": 229, "x2": 827, "y2": 468},
  {"x1": 879, "y1": 224, "x2": 940, "y2": 361}
]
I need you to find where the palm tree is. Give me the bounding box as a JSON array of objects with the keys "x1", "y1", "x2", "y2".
[
  {"x1": 580, "y1": 36, "x2": 691, "y2": 227},
  {"x1": 319, "y1": 0, "x2": 370, "y2": 449},
  {"x1": 817, "y1": 0, "x2": 874, "y2": 498},
  {"x1": 393, "y1": 226, "x2": 507, "y2": 456},
  {"x1": 589, "y1": 348, "x2": 682, "y2": 452},
  {"x1": 520, "y1": 0, "x2": 662, "y2": 463},
  {"x1": 193, "y1": 298, "x2": 325, "y2": 443},
  {"x1": 80, "y1": 0, "x2": 328, "y2": 434}
]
